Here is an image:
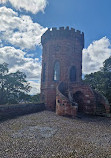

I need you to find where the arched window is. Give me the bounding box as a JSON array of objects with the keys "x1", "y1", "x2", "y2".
[
  {"x1": 53, "y1": 61, "x2": 60, "y2": 81},
  {"x1": 42, "y1": 63, "x2": 46, "y2": 82},
  {"x1": 70, "y1": 66, "x2": 76, "y2": 82}
]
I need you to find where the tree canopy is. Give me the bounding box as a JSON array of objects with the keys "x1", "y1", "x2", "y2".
[
  {"x1": 0, "y1": 63, "x2": 31, "y2": 104},
  {"x1": 84, "y1": 56, "x2": 111, "y2": 105}
]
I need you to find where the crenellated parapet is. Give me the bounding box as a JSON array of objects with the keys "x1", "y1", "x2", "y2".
[{"x1": 41, "y1": 26, "x2": 84, "y2": 45}]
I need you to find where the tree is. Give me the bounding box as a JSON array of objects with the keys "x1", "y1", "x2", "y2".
[
  {"x1": 0, "y1": 63, "x2": 31, "y2": 104},
  {"x1": 0, "y1": 63, "x2": 9, "y2": 104},
  {"x1": 83, "y1": 56, "x2": 111, "y2": 105},
  {"x1": 31, "y1": 94, "x2": 40, "y2": 103},
  {"x1": 103, "y1": 56, "x2": 111, "y2": 72}
]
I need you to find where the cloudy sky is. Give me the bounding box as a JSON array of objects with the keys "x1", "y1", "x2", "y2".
[{"x1": 0, "y1": 0, "x2": 111, "y2": 95}]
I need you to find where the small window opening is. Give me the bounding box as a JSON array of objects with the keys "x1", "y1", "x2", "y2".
[
  {"x1": 42, "y1": 63, "x2": 46, "y2": 82},
  {"x1": 70, "y1": 66, "x2": 76, "y2": 82},
  {"x1": 53, "y1": 61, "x2": 60, "y2": 81}
]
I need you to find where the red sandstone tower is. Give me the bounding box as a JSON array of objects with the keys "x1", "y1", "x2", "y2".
[
  {"x1": 41, "y1": 27, "x2": 84, "y2": 110},
  {"x1": 41, "y1": 27, "x2": 110, "y2": 116}
]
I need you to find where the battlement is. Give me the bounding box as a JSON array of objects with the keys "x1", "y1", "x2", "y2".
[{"x1": 41, "y1": 26, "x2": 84, "y2": 45}]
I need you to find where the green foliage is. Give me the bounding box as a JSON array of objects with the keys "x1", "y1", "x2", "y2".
[
  {"x1": 19, "y1": 93, "x2": 41, "y2": 103},
  {"x1": 30, "y1": 94, "x2": 40, "y2": 103},
  {"x1": 103, "y1": 56, "x2": 111, "y2": 72},
  {"x1": 0, "y1": 63, "x2": 31, "y2": 105},
  {"x1": 84, "y1": 56, "x2": 111, "y2": 104}
]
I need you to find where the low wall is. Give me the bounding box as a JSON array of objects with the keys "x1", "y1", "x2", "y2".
[{"x1": 0, "y1": 103, "x2": 45, "y2": 121}]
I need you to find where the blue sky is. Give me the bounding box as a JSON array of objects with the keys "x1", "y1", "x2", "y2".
[
  {"x1": 35, "y1": 0, "x2": 111, "y2": 46},
  {"x1": 0, "y1": 0, "x2": 111, "y2": 94}
]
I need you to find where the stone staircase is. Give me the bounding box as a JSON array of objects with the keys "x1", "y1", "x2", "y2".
[
  {"x1": 56, "y1": 82, "x2": 78, "y2": 117},
  {"x1": 56, "y1": 82, "x2": 110, "y2": 117}
]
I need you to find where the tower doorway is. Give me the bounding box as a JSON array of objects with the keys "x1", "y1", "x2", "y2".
[{"x1": 73, "y1": 91, "x2": 85, "y2": 112}]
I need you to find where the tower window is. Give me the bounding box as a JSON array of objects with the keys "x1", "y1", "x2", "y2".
[
  {"x1": 42, "y1": 63, "x2": 46, "y2": 82},
  {"x1": 53, "y1": 61, "x2": 60, "y2": 81},
  {"x1": 70, "y1": 66, "x2": 76, "y2": 82}
]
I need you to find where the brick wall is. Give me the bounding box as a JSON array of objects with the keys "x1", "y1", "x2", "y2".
[
  {"x1": 56, "y1": 82, "x2": 77, "y2": 117},
  {"x1": 70, "y1": 83, "x2": 96, "y2": 114},
  {"x1": 41, "y1": 27, "x2": 84, "y2": 110}
]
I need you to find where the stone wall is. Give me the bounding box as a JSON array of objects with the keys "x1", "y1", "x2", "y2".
[
  {"x1": 70, "y1": 83, "x2": 96, "y2": 114},
  {"x1": 56, "y1": 82, "x2": 77, "y2": 117},
  {"x1": 0, "y1": 103, "x2": 45, "y2": 121},
  {"x1": 56, "y1": 82, "x2": 110, "y2": 116}
]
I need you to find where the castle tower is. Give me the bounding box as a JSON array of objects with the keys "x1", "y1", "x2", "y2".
[{"x1": 41, "y1": 27, "x2": 84, "y2": 110}]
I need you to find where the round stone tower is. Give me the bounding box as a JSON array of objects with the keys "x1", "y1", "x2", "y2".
[{"x1": 41, "y1": 27, "x2": 84, "y2": 110}]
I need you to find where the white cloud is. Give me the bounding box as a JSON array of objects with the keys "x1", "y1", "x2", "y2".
[
  {"x1": 28, "y1": 81, "x2": 40, "y2": 95},
  {"x1": 82, "y1": 37, "x2": 111, "y2": 74},
  {"x1": 0, "y1": 44, "x2": 42, "y2": 96},
  {"x1": 0, "y1": 7, "x2": 47, "y2": 50},
  {"x1": 0, "y1": 46, "x2": 41, "y2": 80},
  {"x1": 26, "y1": 54, "x2": 35, "y2": 58},
  {"x1": 0, "y1": 46, "x2": 42, "y2": 94},
  {"x1": 0, "y1": 0, "x2": 47, "y2": 14}
]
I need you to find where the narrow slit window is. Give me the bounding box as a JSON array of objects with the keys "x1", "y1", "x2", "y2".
[
  {"x1": 42, "y1": 63, "x2": 46, "y2": 82},
  {"x1": 70, "y1": 66, "x2": 76, "y2": 82},
  {"x1": 53, "y1": 61, "x2": 60, "y2": 81}
]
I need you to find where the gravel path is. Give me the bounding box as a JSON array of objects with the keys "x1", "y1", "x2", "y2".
[{"x1": 0, "y1": 111, "x2": 111, "y2": 158}]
